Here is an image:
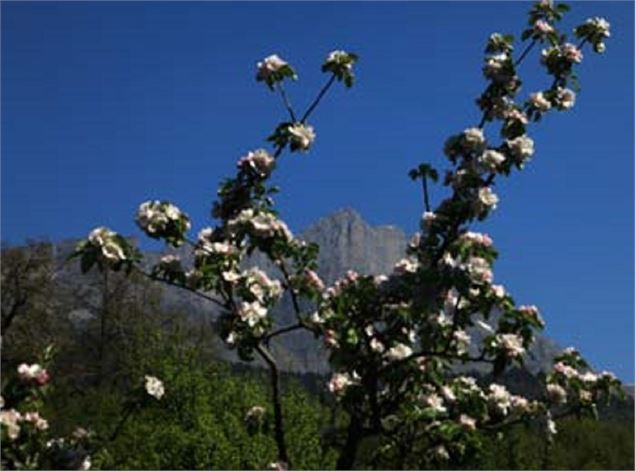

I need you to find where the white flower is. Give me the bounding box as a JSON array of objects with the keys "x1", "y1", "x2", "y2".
[
  {"x1": 529, "y1": 92, "x2": 552, "y2": 112},
  {"x1": 144, "y1": 375, "x2": 165, "y2": 399},
  {"x1": 325, "y1": 50, "x2": 353, "y2": 70},
  {"x1": 237, "y1": 301, "x2": 268, "y2": 327},
  {"x1": 488, "y1": 383, "x2": 512, "y2": 416},
  {"x1": 24, "y1": 411, "x2": 49, "y2": 431},
  {"x1": 479, "y1": 149, "x2": 506, "y2": 171},
  {"x1": 588, "y1": 17, "x2": 611, "y2": 37},
  {"x1": 422, "y1": 393, "x2": 446, "y2": 413},
  {"x1": 534, "y1": 19, "x2": 554, "y2": 35},
  {"x1": 506, "y1": 135, "x2": 535, "y2": 164},
  {"x1": 288, "y1": 123, "x2": 316, "y2": 151},
  {"x1": 88, "y1": 226, "x2": 114, "y2": 246},
  {"x1": 553, "y1": 361, "x2": 578, "y2": 379},
  {"x1": 546, "y1": 411, "x2": 557, "y2": 437},
  {"x1": 511, "y1": 395, "x2": 530, "y2": 413},
  {"x1": 463, "y1": 127, "x2": 486, "y2": 151},
  {"x1": 518, "y1": 304, "x2": 544, "y2": 326},
  {"x1": 385, "y1": 343, "x2": 413, "y2": 362},
  {"x1": 453, "y1": 329, "x2": 471, "y2": 354},
  {"x1": 491, "y1": 284, "x2": 506, "y2": 299},
  {"x1": 370, "y1": 337, "x2": 385, "y2": 353},
  {"x1": 547, "y1": 383, "x2": 568, "y2": 405},
  {"x1": 440, "y1": 385, "x2": 456, "y2": 403},
  {"x1": 328, "y1": 372, "x2": 354, "y2": 396},
  {"x1": 459, "y1": 414, "x2": 477, "y2": 431},
  {"x1": 553, "y1": 87, "x2": 576, "y2": 110},
  {"x1": 466, "y1": 256, "x2": 493, "y2": 284},
  {"x1": 496, "y1": 333, "x2": 525, "y2": 358},
  {"x1": 17, "y1": 363, "x2": 50, "y2": 385},
  {"x1": 80, "y1": 456, "x2": 92, "y2": 471},
  {"x1": 460, "y1": 231, "x2": 493, "y2": 247},
  {"x1": 579, "y1": 371, "x2": 598, "y2": 384},
  {"x1": 478, "y1": 187, "x2": 499, "y2": 210},
  {"x1": 562, "y1": 43, "x2": 583, "y2": 63},
  {"x1": 433, "y1": 445, "x2": 450, "y2": 461},
  {"x1": 238, "y1": 149, "x2": 275, "y2": 177},
  {"x1": 266, "y1": 461, "x2": 288, "y2": 471},
  {"x1": 394, "y1": 257, "x2": 419, "y2": 274},
  {"x1": 256, "y1": 54, "x2": 288, "y2": 81},
  {"x1": 0, "y1": 409, "x2": 22, "y2": 440}
]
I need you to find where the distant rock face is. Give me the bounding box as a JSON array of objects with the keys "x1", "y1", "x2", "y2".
[
  {"x1": 301, "y1": 208, "x2": 408, "y2": 284},
  {"x1": 49, "y1": 208, "x2": 563, "y2": 375}
]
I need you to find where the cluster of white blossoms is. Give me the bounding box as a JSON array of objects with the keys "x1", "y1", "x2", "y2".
[
  {"x1": 494, "y1": 333, "x2": 525, "y2": 358},
  {"x1": 478, "y1": 149, "x2": 506, "y2": 172},
  {"x1": 324, "y1": 50, "x2": 354, "y2": 71},
  {"x1": 464, "y1": 256, "x2": 494, "y2": 285},
  {"x1": 328, "y1": 372, "x2": 356, "y2": 396},
  {"x1": 196, "y1": 227, "x2": 236, "y2": 257},
  {"x1": 483, "y1": 53, "x2": 512, "y2": 83},
  {"x1": 529, "y1": 91, "x2": 552, "y2": 112},
  {"x1": 136, "y1": 200, "x2": 191, "y2": 245},
  {"x1": 576, "y1": 17, "x2": 611, "y2": 54},
  {"x1": 237, "y1": 148, "x2": 275, "y2": 178},
  {"x1": 477, "y1": 187, "x2": 499, "y2": 211},
  {"x1": 546, "y1": 383, "x2": 568, "y2": 405},
  {"x1": 385, "y1": 342, "x2": 413, "y2": 362},
  {"x1": 541, "y1": 43, "x2": 583, "y2": 74},
  {"x1": 462, "y1": 127, "x2": 486, "y2": 153},
  {"x1": 256, "y1": 54, "x2": 290, "y2": 82},
  {"x1": 1, "y1": 409, "x2": 23, "y2": 440},
  {"x1": 237, "y1": 301, "x2": 268, "y2": 328},
  {"x1": 242, "y1": 267, "x2": 283, "y2": 304},
  {"x1": 244, "y1": 405, "x2": 266, "y2": 425},
  {"x1": 88, "y1": 227, "x2": 126, "y2": 263},
  {"x1": 228, "y1": 209, "x2": 293, "y2": 242},
  {"x1": 17, "y1": 363, "x2": 50, "y2": 386},
  {"x1": 421, "y1": 391, "x2": 447, "y2": 414},
  {"x1": 486, "y1": 383, "x2": 526, "y2": 417},
  {"x1": 534, "y1": 19, "x2": 555, "y2": 35},
  {"x1": 393, "y1": 257, "x2": 420, "y2": 275},
  {"x1": 144, "y1": 375, "x2": 165, "y2": 400},
  {"x1": 505, "y1": 135, "x2": 535, "y2": 165},
  {"x1": 459, "y1": 231, "x2": 494, "y2": 248},
  {"x1": 0, "y1": 408, "x2": 49, "y2": 441},
  {"x1": 452, "y1": 329, "x2": 471, "y2": 354},
  {"x1": 287, "y1": 123, "x2": 316, "y2": 152}
]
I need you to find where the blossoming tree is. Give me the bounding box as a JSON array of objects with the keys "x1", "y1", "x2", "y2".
[{"x1": 65, "y1": 2, "x2": 622, "y2": 469}]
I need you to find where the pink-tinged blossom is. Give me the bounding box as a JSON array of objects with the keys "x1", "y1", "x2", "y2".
[
  {"x1": 518, "y1": 304, "x2": 544, "y2": 326},
  {"x1": 491, "y1": 284, "x2": 506, "y2": 299},
  {"x1": 488, "y1": 383, "x2": 512, "y2": 416},
  {"x1": 562, "y1": 43, "x2": 583, "y2": 63},
  {"x1": 534, "y1": 19, "x2": 554, "y2": 35},
  {"x1": 466, "y1": 256, "x2": 493, "y2": 284},
  {"x1": 496, "y1": 333, "x2": 525, "y2": 358},
  {"x1": 460, "y1": 231, "x2": 494, "y2": 248},
  {"x1": 328, "y1": 372, "x2": 354, "y2": 396},
  {"x1": 24, "y1": 411, "x2": 49, "y2": 431},
  {"x1": 237, "y1": 301, "x2": 268, "y2": 327},
  {"x1": 324, "y1": 329, "x2": 339, "y2": 349},
  {"x1": 17, "y1": 363, "x2": 50, "y2": 386},
  {"x1": 304, "y1": 269, "x2": 325, "y2": 291},
  {"x1": 394, "y1": 258, "x2": 419, "y2": 274},
  {"x1": 422, "y1": 393, "x2": 447, "y2": 414},
  {"x1": 553, "y1": 361, "x2": 578, "y2": 379}
]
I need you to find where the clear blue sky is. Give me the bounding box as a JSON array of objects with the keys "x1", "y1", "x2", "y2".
[{"x1": 2, "y1": 1, "x2": 633, "y2": 381}]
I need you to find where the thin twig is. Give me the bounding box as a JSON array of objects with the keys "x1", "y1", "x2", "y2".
[{"x1": 301, "y1": 74, "x2": 336, "y2": 123}]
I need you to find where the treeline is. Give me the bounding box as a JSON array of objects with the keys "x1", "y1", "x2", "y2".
[{"x1": 1, "y1": 241, "x2": 633, "y2": 469}]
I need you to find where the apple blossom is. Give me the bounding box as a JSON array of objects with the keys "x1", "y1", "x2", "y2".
[
  {"x1": 144, "y1": 375, "x2": 165, "y2": 400},
  {"x1": 287, "y1": 123, "x2": 316, "y2": 152}
]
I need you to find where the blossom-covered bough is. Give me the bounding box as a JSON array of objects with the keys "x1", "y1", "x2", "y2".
[{"x1": 67, "y1": 2, "x2": 622, "y2": 469}]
